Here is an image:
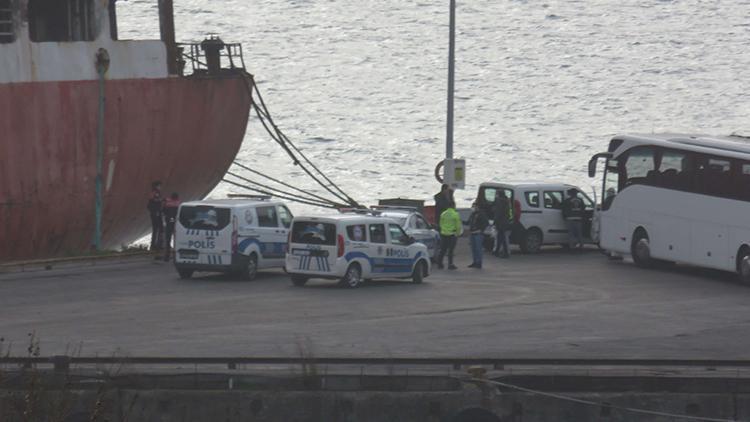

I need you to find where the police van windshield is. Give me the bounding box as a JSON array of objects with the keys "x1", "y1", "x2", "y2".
[
  {"x1": 291, "y1": 221, "x2": 337, "y2": 246},
  {"x1": 179, "y1": 206, "x2": 231, "y2": 231}
]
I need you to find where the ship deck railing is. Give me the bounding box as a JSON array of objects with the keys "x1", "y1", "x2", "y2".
[{"x1": 177, "y1": 42, "x2": 246, "y2": 77}]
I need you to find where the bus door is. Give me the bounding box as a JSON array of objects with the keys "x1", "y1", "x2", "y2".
[{"x1": 575, "y1": 189, "x2": 596, "y2": 240}]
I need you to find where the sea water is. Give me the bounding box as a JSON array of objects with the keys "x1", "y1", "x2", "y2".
[{"x1": 118, "y1": 0, "x2": 750, "y2": 211}]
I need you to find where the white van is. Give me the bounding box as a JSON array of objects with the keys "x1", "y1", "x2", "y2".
[
  {"x1": 174, "y1": 198, "x2": 293, "y2": 279},
  {"x1": 285, "y1": 214, "x2": 431, "y2": 288},
  {"x1": 476, "y1": 182, "x2": 595, "y2": 253}
]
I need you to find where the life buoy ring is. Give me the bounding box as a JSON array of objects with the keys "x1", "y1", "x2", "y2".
[{"x1": 434, "y1": 160, "x2": 445, "y2": 183}]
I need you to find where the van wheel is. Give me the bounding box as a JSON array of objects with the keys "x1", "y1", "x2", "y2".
[
  {"x1": 412, "y1": 261, "x2": 426, "y2": 284},
  {"x1": 631, "y1": 228, "x2": 653, "y2": 268},
  {"x1": 520, "y1": 228, "x2": 542, "y2": 254},
  {"x1": 340, "y1": 264, "x2": 363, "y2": 288},
  {"x1": 291, "y1": 275, "x2": 309, "y2": 287},
  {"x1": 243, "y1": 253, "x2": 258, "y2": 280},
  {"x1": 177, "y1": 268, "x2": 193, "y2": 279},
  {"x1": 737, "y1": 247, "x2": 750, "y2": 285}
]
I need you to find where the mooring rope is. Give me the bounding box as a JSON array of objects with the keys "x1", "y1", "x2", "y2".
[
  {"x1": 466, "y1": 377, "x2": 741, "y2": 422},
  {"x1": 234, "y1": 73, "x2": 362, "y2": 209}
]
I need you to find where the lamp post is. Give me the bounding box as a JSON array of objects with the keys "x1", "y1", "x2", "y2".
[
  {"x1": 446, "y1": 0, "x2": 456, "y2": 161},
  {"x1": 435, "y1": 0, "x2": 465, "y2": 190}
]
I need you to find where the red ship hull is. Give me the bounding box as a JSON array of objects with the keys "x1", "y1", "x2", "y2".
[{"x1": 0, "y1": 75, "x2": 251, "y2": 261}]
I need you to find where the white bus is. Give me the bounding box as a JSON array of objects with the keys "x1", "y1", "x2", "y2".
[{"x1": 588, "y1": 133, "x2": 750, "y2": 283}]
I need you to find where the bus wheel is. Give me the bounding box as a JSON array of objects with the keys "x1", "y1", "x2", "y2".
[
  {"x1": 737, "y1": 248, "x2": 750, "y2": 285},
  {"x1": 520, "y1": 228, "x2": 542, "y2": 254},
  {"x1": 412, "y1": 261, "x2": 426, "y2": 284},
  {"x1": 291, "y1": 275, "x2": 309, "y2": 287},
  {"x1": 340, "y1": 263, "x2": 363, "y2": 288},
  {"x1": 243, "y1": 253, "x2": 258, "y2": 281},
  {"x1": 631, "y1": 229, "x2": 653, "y2": 268}
]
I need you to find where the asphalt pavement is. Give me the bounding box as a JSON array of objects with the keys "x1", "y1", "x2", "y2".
[{"x1": 1, "y1": 241, "x2": 749, "y2": 359}]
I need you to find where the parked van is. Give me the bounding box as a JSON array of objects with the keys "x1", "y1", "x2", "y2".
[
  {"x1": 174, "y1": 198, "x2": 293, "y2": 280},
  {"x1": 476, "y1": 182, "x2": 595, "y2": 253},
  {"x1": 285, "y1": 214, "x2": 431, "y2": 288}
]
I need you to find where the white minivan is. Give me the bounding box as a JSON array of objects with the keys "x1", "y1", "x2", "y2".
[
  {"x1": 174, "y1": 198, "x2": 293, "y2": 279},
  {"x1": 477, "y1": 182, "x2": 595, "y2": 253},
  {"x1": 285, "y1": 214, "x2": 431, "y2": 288}
]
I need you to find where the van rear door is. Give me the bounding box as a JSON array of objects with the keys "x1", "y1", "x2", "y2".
[
  {"x1": 176, "y1": 205, "x2": 232, "y2": 265},
  {"x1": 254, "y1": 205, "x2": 288, "y2": 268},
  {"x1": 288, "y1": 220, "x2": 337, "y2": 274}
]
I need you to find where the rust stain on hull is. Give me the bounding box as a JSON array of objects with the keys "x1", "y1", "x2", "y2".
[{"x1": 0, "y1": 75, "x2": 251, "y2": 260}]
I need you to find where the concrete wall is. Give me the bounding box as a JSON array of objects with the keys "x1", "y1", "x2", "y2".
[{"x1": 2, "y1": 386, "x2": 750, "y2": 421}]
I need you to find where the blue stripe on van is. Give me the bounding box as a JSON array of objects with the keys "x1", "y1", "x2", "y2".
[
  {"x1": 344, "y1": 251, "x2": 423, "y2": 274},
  {"x1": 238, "y1": 238, "x2": 288, "y2": 259}
]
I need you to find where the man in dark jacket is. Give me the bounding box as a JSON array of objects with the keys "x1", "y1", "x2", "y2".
[
  {"x1": 147, "y1": 181, "x2": 164, "y2": 251},
  {"x1": 562, "y1": 188, "x2": 585, "y2": 249},
  {"x1": 467, "y1": 201, "x2": 489, "y2": 269},
  {"x1": 493, "y1": 192, "x2": 513, "y2": 258},
  {"x1": 433, "y1": 184, "x2": 453, "y2": 232}
]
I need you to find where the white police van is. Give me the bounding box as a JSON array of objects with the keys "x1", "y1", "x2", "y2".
[
  {"x1": 174, "y1": 198, "x2": 293, "y2": 280},
  {"x1": 285, "y1": 214, "x2": 431, "y2": 288}
]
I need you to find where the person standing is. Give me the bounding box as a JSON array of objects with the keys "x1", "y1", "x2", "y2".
[
  {"x1": 562, "y1": 188, "x2": 585, "y2": 250},
  {"x1": 467, "y1": 201, "x2": 489, "y2": 269},
  {"x1": 147, "y1": 181, "x2": 164, "y2": 251},
  {"x1": 433, "y1": 184, "x2": 453, "y2": 232},
  {"x1": 163, "y1": 192, "x2": 181, "y2": 261},
  {"x1": 493, "y1": 192, "x2": 513, "y2": 258},
  {"x1": 436, "y1": 200, "x2": 462, "y2": 270}
]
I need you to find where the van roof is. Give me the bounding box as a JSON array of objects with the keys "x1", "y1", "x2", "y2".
[
  {"x1": 293, "y1": 214, "x2": 395, "y2": 224},
  {"x1": 181, "y1": 199, "x2": 283, "y2": 208},
  {"x1": 479, "y1": 181, "x2": 580, "y2": 190}
]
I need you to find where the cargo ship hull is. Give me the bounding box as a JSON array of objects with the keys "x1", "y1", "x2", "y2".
[{"x1": 0, "y1": 75, "x2": 251, "y2": 260}]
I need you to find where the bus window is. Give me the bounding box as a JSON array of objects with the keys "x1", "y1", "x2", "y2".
[
  {"x1": 738, "y1": 163, "x2": 750, "y2": 201},
  {"x1": 658, "y1": 149, "x2": 690, "y2": 190},
  {"x1": 623, "y1": 147, "x2": 655, "y2": 188},
  {"x1": 694, "y1": 156, "x2": 731, "y2": 198}
]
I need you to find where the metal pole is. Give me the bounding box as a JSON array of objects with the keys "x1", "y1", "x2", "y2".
[
  {"x1": 94, "y1": 69, "x2": 104, "y2": 250},
  {"x1": 446, "y1": 0, "x2": 456, "y2": 160},
  {"x1": 94, "y1": 50, "x2": 109, "y2": 250}
]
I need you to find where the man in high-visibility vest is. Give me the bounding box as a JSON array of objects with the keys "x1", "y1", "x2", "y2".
[{"x1": 436, "y1": 200, "x2": 462, "y2": 270}]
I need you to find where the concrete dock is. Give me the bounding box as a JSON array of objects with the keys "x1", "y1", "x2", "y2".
[{"x1": 2, "y1": 242, "x2": 749, "y2": 360}]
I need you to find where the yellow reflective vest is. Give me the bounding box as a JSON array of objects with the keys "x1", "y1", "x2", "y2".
[{"x1": 439, "y1": 208, "x2": 462, "y2": 236}]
